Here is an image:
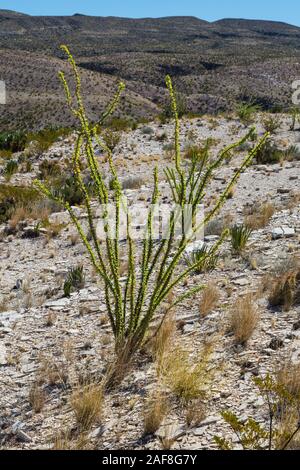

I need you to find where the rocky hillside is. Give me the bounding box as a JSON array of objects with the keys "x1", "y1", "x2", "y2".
[{"x1": 1, "y1": 10, "x2": 300, "y2": 130}]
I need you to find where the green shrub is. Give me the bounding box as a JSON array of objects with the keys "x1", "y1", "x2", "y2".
[
  {"x1": 102, "y1": 129, "x2": 121, "y2": 151},
  {"x1": 106, "y1": 117, "x2": 133, "y2": 132},
  {"x1": 141, "y1": 126, "x2": 154, "y2": 135},
  {"x1": 38, "y1": 160, "x2": 61, "y2": 180},
  {"x1": 159, "y1": 91, "x2": 187, "y2": 122},
  {"x1": 0, "y1": 184, "x2": 41, "y2": 223},
  {"x1": 0, "y1": 131, "x2": 27, "y2": 153},
  {"x1": 230, "y1": 224, "x2": 252, "y2": 253},
  {"x1": 3, "y1": 159, "x2": 18, "y2": 179},
  {"x1": 284, "y1": 145, "x2": 300, "y2": 161},
  {"x1": 51, "y1": 174, "x2": 86, "y2": 206},
  {"x1": 255, "y1": 139, "x2": 283, "y2": 164},
  {"x1": 237, "y1": 103, "x2": 260, "y2": 124},
  {"x1": 262, "y1": 115, "x2": 281, "y2": 134},
  {"x1": 185, "y1": 244, "x2": 219, "y2": 274},
  {"x1": 27, "y1": 127, "x2": 70, "y2": 155},
  {"x1": 214, "y1": 374, "x2": 300, "y2": 450},
  {"x1": 64, "y1": 265, "x2": 85, "y2": 297}
]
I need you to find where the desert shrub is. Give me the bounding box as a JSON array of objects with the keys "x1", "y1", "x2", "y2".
[
  {"x1": 276, "y1": 359, "x2": 300, "y2": 400},
  {"x1": 29, "y1": 383, "x2": 45, "y2": 413},
  {"x1": 254, "y1": 139, "x2": 284, "y2": 164},
  {"x1": 230, "y1": 224, "x2": 252, "y2": 253},
  {"x1": 290, "y1": 107, "x2": 300, "y2": 131},
  {"x1": 163, "y1": 142, "x2": 175, "y2": 159},
  {"x1": 262, "y1": 115, "x2": 281, "y2": 134},
  {"x1": 110, "y1": 176, "x2": 145, "y2": 191},
  {"x1": 107, "y1": 117, "x2": 133, "y2": 132},
  {"x1": 121, "y1": 176, "x2": 145, "y2": 190},
  {"x1": 237, "y1": 103, "x2": 260, "y2": 124},
  {"x1": 38, "y1": 160, "x2": 61, "y2": 180},
  {"x1": 0, "y1": 184, "x2": 41, "y2": 223},
  {"x1": 0, "y1": 131, "x2": 27, "y2": 153},
  {"x1": 21, "y1": 222, "x2": 41, "y2": 239},
  {"x1": 283, "y1": 145, "x2": 300, "y2": 161},
  {"x1": 143, "y1": 392, "x2": 169, "y2": 435},
  {"x1": 0, "y1": 149, "x2": 12, "y2": 159},
  {"x1": 3, "y1": 159, "x2": 18, "y2": 179},
  {"x1": 102, "y1": 129, "x2": 121, "y2": 151},
  {"x1": 205, "y1": 213, "x2": 234, "y2": 236},
  {"x1": 156, "y1": 132, "x2": 168, "y2": 142},
  {"x1": 244, "y1": 202, "x2": 275, "y2": 230},
  {"x1": 51, "y1": 174, "x2": 85, "y2": 206},
  {"x1": 160, "y1": 91, "x2": 187, "y2": 122},
  {"x1": 34, "y1": 46, "x2": 268, "y2": 386},
  {"x1": 141, "y1": 126, "x2": 154, "y2": 135},
  {"x1": 27, "y1": 127, "x2": 70, "y2": 155},
  {"x1": 64, "y1": 265, "x2": 85, "y2": 297},
  {"x1": 199, "y1": 283, "x2": 220, "y2": 317},
  {"x1": 71, "y1": 383, "x2": 103, "y2": 431},
  {"x1": 229, "y1": 294, "x2": 259, "y2": 345},
  {"x1": 215, "y1": 374, "x2": 300, "y2": 450},
  {"x1": 185, "y1": 243, "x2": 219, "y2": 274},
  {"x1": 268, "y1": 266, "x2": 300, "y2": 311},
  {"x1": 184, "y1": 144, "x2": 207, "y2": 161},
  {"x1": 150, "y1": 313, "x2": 176, "y2": 363},
  {"x1": 159, "y1": 343, "x2": 214, "y2": 402}
]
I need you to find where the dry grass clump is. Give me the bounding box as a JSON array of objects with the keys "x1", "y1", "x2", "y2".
[
  {"x1": 143, "y1": 392, "x2": 170, "y2": 435},
  {"x1": 229, "y1": 294, "x2": 260, "y2": 345},
  {"x1": 185, "y1": 400, "x2": 206, "y2": 428},
  {"x1": 38, "y1": 356, "x2": 69, "y2": 387},
  {"x1": 0, "y1": 296, "x2": 9, "y2": 312},
  {"x1": 151, "y1": 313, "x2": 176, "y2": 362},
  {"x1": 275, "y1": 358, "x2": 300, "y2": 449},
  {"x1": 159, "y1": 342, "x2": 214, "y2": 402},
  {"x1": 268, "y1": 267, "x2": 300, "y2": 311},
  {"x1": 120, "y1": 176, "x2": 145, "y2": 190},
  {"x1": 244, "y1": 202, "x2": 275, "y2": 230},
  {"x1": 199, "y1": 284, "x2": 220, "y2": 317},
  {"x1": 70, "y1": 383, "x2": 104, "y2": 431},
  {"x1": 52, "y1": 429, "x2": 92, "y2": 450},
  {"x1": 205, "y1": 213, "x2": 234, "y2": 236},
  {"x1": 276, "y1": 360, "x2": 300, "y2": 399},
  {"x1": 9, "y1": 206, "x2": 28, "y2": 230},
  {"x1": 29, "y1": 383, "x2": 45, "y2": 413}
]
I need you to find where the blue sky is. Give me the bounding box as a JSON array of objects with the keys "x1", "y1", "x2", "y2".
[{"x1": 1, "y1": 0, "x2": 300, "y2": 26}]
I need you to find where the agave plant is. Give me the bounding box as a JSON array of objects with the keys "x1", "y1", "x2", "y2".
[
  {"x1": 184, "y1": 243, "x2": 219, "y2": 274},
  {"x1": 231, "y1": 224, "x2": 252, "y2": 253},
  {"x1": 34, "y1": 46, "x2": 268, "y2": 386},
  {"x1": 64, "y1": 265, "x2": 85, "y2": 297}
]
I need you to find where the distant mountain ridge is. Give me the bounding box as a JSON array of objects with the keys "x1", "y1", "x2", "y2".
[{"x1": 1, "y1": 11, "x2": 300, "y2": 131}]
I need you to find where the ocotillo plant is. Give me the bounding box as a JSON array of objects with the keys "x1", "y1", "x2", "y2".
[{"x1": 34, "y1": 46, "x2": 269, "y2": 385}]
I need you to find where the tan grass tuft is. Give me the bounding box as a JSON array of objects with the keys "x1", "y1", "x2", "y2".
[{"x1": 229, "y1": 294, "x2": 260, "y2": 345}]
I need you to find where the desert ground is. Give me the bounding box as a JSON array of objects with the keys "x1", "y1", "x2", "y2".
[{"x1": 0, "y1": 110, "x2": 300, "y2": 450}]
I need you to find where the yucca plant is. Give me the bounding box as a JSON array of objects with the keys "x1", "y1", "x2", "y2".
[
  {"x1": 185, "y1": 243, "x2": 219, "y2": 274},
  {"x1": 64, "y1": 265, "x2": 85, "y2": 297},
  {"x1": 237, "y1": 102, "x2": 260, "y2": 124},
  {"x1": 34, "y1": 46, "x2": 268, "y2": 386},
  {"x1": 290, "y1": 107, "x2": 300, "y2": 131},
  {"x1": 230, "y1": 224, "x2": 252, "y2": 253}
]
